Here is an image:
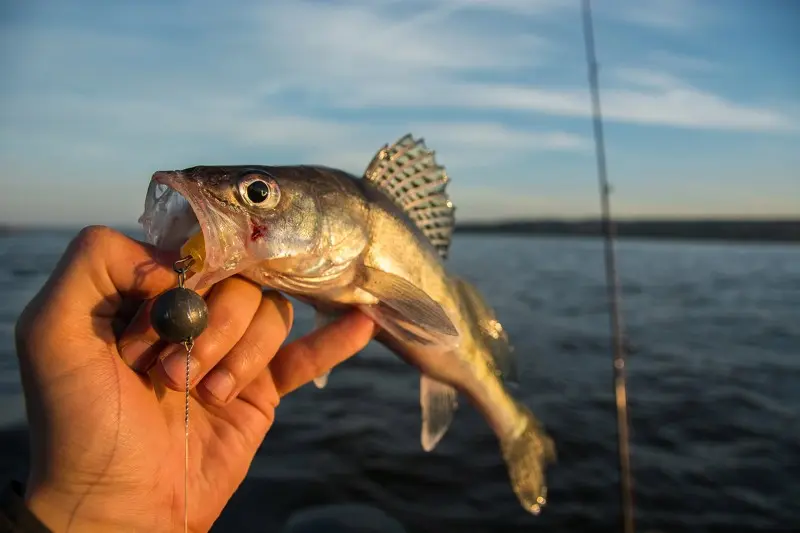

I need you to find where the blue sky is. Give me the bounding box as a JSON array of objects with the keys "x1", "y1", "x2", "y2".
[{"x1": 1, "y1": 0, "x2": 798, "y2": 225}]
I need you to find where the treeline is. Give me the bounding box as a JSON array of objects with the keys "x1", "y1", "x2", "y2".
[
  {"x1": 454, "y1": 219, "x2": 800, "y2": 243},
  {"x1": 2, "y1": 220, "x2": 798, "y2": 243}
]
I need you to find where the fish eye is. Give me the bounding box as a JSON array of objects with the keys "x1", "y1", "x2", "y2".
[{"x1": 238, "y1": 173, "x2": 280, "y2": 209}]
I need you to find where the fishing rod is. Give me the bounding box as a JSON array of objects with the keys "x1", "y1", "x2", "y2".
[{"x1": 579, "y1": 1, "x2": 636, "y2": 532}]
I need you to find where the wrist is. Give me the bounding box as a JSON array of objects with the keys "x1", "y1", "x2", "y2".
[{"x1": 24, "y1": 483, "x2": 154, "y2": 533}]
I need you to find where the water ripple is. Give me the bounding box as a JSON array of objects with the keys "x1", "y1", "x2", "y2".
[{"x1": 0, "y1": 233, "x2": 798, "y2": 532}]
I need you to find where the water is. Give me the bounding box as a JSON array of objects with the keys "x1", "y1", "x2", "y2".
[{"x1": 0, "y1": 230, "x2": 798, "y2": 533}]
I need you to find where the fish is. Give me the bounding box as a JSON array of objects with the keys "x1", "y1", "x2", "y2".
[{"x1": 138, "y1": 133, "x2": 556, "y2": 514}]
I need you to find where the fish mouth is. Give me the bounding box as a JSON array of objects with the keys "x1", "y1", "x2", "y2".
[{"x1": 139, "y1": 170, "x2": 248, "y2": 291}]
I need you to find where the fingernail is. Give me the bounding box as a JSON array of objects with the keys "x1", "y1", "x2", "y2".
[
  {"x1": 203, "y1": 369, "x2": 235, "y2": 403},
  {"x1": 161, "y1": 349, "x2": 200, "y2": 387}
]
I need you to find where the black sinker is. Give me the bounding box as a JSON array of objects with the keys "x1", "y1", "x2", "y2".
[{"x1": 150, "y1": 287, "x2": 209, "y2": 344}]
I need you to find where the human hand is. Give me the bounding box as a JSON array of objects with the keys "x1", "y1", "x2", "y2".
[{"x1": 14, "y1": 226, "x2": 376, "y2": 532}]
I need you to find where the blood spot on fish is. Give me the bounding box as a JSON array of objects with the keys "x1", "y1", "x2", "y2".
[{"x1": 250, "y1": 222, "x2": 267, "y2": 241}]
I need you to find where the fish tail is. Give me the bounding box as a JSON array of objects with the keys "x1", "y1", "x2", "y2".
[{"x1": 499, "y1": 403, "x2": 556, "y2": 515}]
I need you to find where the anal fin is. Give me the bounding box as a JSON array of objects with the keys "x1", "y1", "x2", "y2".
[
  {"x1": 453, "y1": 278, "x2": 518, "y2": 385},
  {"x1": 420, "y1": 374, "x2": 458, "y2": 451}
]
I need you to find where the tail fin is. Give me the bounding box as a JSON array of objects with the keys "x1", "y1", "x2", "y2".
[{"x1": 499, "y1": 404, "x2": 557, "y2": 515}]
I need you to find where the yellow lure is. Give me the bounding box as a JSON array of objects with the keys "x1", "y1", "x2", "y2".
[{"x1": 180, "y1": 231, "x2": 206, "y2": 272}]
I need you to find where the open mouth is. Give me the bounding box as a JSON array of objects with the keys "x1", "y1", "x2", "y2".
[{"x1": 138, "y1": 171, "x2": 238, "y2": 291}]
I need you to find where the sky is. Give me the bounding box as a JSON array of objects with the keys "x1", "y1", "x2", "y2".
[{"x1": 0, "y1": 0, "x2": 798, "y2": 226}]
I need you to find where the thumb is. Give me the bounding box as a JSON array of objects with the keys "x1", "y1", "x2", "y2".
[
  {"x1": 51, "y1": 225, "x2": 181, "y2": 317},
  {"x1": 15, "y1": 226, "x2": 182, "y2": 371}
]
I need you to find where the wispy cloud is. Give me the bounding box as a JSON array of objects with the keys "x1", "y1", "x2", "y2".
[
  {"x1": 646, "y1": 51, "x2": 721, "y2": 73},
  {"x1": 321, "y1": 77, "x2": 794, "y2": 132},
  {"x1": 600, "y1": 0, "x2": 713, "y2": 31},
  {"x1": 3, "y1": 0, "x2": 793, "y2": 153},
  {"x1": 241, "y1": 1, "x2": 795, "y2": 133}
]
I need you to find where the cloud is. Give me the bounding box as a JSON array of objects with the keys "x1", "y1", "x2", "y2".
[
  {"x1": 411, "y1": 123, "x2": 588, "y2": 153},
  {"x1": 598, "y1": 0, "x2": 712, "y2": 31},
  {"x1": 228, "y1": 119, "x2": 589, "y2": 174},
  {"x1": 246, "y1": 0, "x2": 554, "y2": 88},
  {"x1": 0, "y1": 0, "x2": 589, "y2": 169},
  {"x1": 3, "y1": 0, "x2": 794, "y2": 155},
  {"x1": 646, "y1": 51, "x2": 721, "y2": 73},
  {"x1": 238, "y1": 1, "x2": 793, "y2": 133},
  {"x1": 1, "y1": 0, "x2": 798, "y2": 226},
  {"x1": 321, "y1": 77, "x2": 794, "y2": 132}
]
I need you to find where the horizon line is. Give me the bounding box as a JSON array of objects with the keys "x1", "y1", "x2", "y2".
[{"x1": 2, "y1": 215, "x2": 799, "y2": 230}]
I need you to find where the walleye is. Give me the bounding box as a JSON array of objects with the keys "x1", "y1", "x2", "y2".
[{"x1": 139, "y1": 134, "x2": 556, "y2": 513}]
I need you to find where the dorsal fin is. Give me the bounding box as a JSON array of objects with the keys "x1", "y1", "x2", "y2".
[
  {"x1": 363, "y1": 133, "x2": 456, "y2": 260},
  {"x1": 453, "y1": 278, "x2": 519, "y2": 385}
]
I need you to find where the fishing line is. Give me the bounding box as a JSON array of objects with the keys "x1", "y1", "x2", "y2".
[
  {"x1": 149, "y1": 255, "x2": 208, "y2": 533},
  {"x1": 183, "y1": 338, "x2": 193, "y2": 533}
]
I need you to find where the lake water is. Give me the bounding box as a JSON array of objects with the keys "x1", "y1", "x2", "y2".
[{"x1": 1, "y1": 229, "x2": 798, "y2": 532}]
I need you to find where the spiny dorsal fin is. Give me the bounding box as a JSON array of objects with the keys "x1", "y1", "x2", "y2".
[
  {"x1": 363, "y1": 133, "x2": 456, "y2": 260},
  {"x1": 454, "y1": 278, "x2": 519, "y2": 384}
]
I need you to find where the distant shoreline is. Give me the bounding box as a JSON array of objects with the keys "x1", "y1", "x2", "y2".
[
  {"x1": 1, "y1": 219, "x2": 798, "y2": 243},
  {"x1": 454, "y1": 219, "x2": 800, "y2": 243}
]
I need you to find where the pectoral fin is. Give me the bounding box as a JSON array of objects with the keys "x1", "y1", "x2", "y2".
[
  {"x1": 359, "y1": 266, "x2": 460, "y2": 348},
  {"x1": 421, "y1": 375, "x2": 458, "y2": 451}
]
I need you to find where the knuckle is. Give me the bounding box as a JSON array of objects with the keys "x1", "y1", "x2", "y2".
[
  {"x1": 204, "y1": 300, "x2": 243, "y2": 337},
  {"x1": 192, "y1": 329, "x2": 227, "y2": 363},
  {"x1": 209, "y1": 307, "x2": 239, "y2": 338},
  {"x1": 14, "y1": 309, "x2": 34, "y2": 350},
  {"x1": 192, "y1": 318, "x2": 244, "y2": 366},
  {"x1": 74, "y1": 225, "x2": 116, "y2": 248},
  {"x1": 282, "y1": 342, "x2": 314, "y2": 371},
  {"x1": 14, "y1": 287, "x2": 56, "y2": 355},
  {"x1": 71, "y1": 225, "x2": 119, "y2": 262},
  {"x1": 294, "y1": 344, "x2": 324, "y2": 376},
  {"x1": 14, "y1": 299, "x2": 52, "y2": 356},
  {"x1": 229, "y1": 338, "x2": 264, "y2": 377}
]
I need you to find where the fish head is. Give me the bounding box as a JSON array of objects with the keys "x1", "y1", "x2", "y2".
[{"x1": 140, "y1": 165, "x2": 368, "y2": 291}]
